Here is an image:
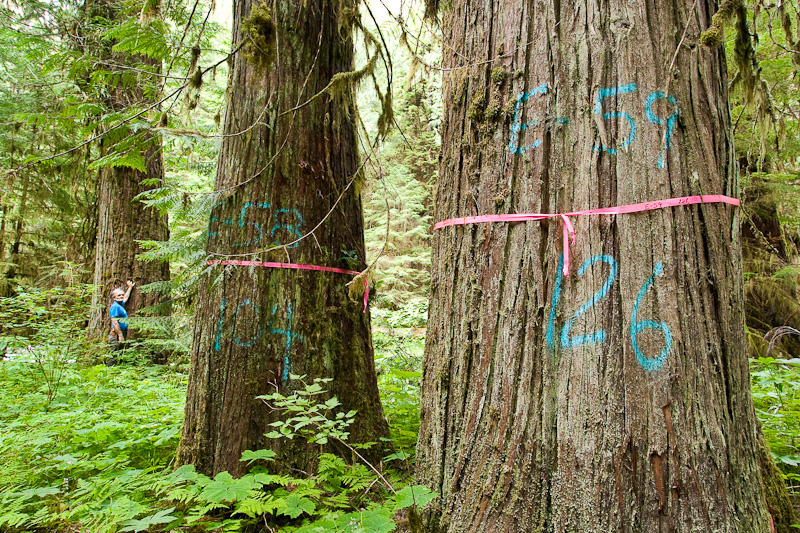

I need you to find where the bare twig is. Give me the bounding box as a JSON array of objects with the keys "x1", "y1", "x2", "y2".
[{"x1": 764, "y1": 326, "x2": 800, "y2": 357}]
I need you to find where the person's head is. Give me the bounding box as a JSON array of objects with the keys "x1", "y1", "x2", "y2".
[{"x1": 110, "y1": 287, "x2": 125, "y2": 302}]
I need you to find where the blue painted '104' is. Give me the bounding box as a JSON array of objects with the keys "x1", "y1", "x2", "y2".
[{"x1": 213, "y1": 297, "x2": 305, "y2": 381}]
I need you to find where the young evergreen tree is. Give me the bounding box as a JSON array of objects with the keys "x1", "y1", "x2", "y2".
[
  {"x1": 177, "y1": 0, "x2": 390, "y2": 476},
  {"x1": 418, "y1": 1, "x2": 772, "y2": 530}
]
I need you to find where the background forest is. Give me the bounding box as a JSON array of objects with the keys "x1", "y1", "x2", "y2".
[{"x1": 0, "y1": 0, "x2": 799, "y2": 531}]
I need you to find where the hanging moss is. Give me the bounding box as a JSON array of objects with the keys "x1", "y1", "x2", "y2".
[
  {"x1": 467, "y1": 92, "x2": 486, "y2": 121},
  {"x1": 702, "y1": 0, "x2": 776, "y2": 164},
  {"x1": 491, "y1": 67, "x2": 508, "y2": 85},
  {"x1": 423, "y1": 0, "x2": 440, "y2": 21},
  {"x1": 700, "y1": 0, "x2": 758, "y2": 104},
  {"x1": 700, "y1": 0, "x2": 737, "y2": 47},
  {"x1": 485, "y1": 96, "x2": 502, "y2": 121},
  {"x1": 188, "y1": 67, "x2": 203, "y2": 89},
  {"x1": 242, "y1": 1, "x2": 277, "y2": 71},
  {"x1": 188, "y1": 45, "x2": 201, "y2": 74}
]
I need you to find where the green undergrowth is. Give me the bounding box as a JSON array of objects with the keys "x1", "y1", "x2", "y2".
[
  {"x1": 372, "y1": 303, "x2": 426, "y2": 460},
  {"x1": 751, "y1": 356, "x2": 800, "y2": 493},
  {"x1": 0, "y1": 307, "x2": 427, "y2": 532}
]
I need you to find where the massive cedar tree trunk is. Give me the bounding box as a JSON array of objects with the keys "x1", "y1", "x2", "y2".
[
  {"x1": 418, "y1": 1, "x2": 771, "y2": 531},
  {"x1": 176, "y1": 0, "x2": 389, "y2": 476},
  {"x1": 86, "y1": 4, "x2": 170, "y2": 336},
  {"x1": 89, "y1": 142, "x2": 170, "y2": 335}
]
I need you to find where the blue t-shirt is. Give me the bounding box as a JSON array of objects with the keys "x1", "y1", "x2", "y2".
[{"x1": 109, "y1": 301, "x2": 128, "y2": 331}]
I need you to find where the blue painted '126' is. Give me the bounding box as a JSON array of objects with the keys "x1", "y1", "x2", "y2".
[
  {"x1": 547, "y1": 254, "x2": 618, "y2": 350},
  {"x1": 560, "y1": 255, "x2": 618, "y2": 348},
  {"x1": 630, "y1": 262, "x2": 672, "y2": 372}
]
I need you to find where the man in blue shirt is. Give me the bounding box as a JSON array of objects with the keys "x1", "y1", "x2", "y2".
[{"x1": 109, "y1": 280, "x2": 135, "y2": 351}]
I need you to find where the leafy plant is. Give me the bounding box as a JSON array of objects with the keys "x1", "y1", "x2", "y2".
[
  {"x1": 0, "y1": 267, "x2": 98, "y2": 402},
  {"x1": 0, "y1": 359, "x2": 435, "y2": 532},
  {"x1": 751, "y1": 356, "x2": 800, "y2": 492}
]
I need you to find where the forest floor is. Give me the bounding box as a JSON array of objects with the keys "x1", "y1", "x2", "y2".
[{"x1": 0, "y1": 309, "x2": 797, "y2": 531}]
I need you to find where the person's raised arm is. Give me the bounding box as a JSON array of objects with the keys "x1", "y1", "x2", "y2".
[{"x1": 123, "y1": 280, "x2": 135, "y2": 304}]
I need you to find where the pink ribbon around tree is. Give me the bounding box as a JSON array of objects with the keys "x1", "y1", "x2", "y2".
[
  {"x1": 433, "y1": 194, "x2": 740, "y2": 277},
  {"x1": 206, "y1": 260, "x2": 369, "y2": 313}
]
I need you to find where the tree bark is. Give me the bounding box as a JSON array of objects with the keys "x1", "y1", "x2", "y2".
[
  {"x1": 177, "y1": 0, "x2": 389, "y2": 477},
  {"x1": 418, "y1": 1, "x2": 770, "y2": 531}
]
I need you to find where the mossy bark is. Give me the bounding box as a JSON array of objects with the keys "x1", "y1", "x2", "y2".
[
  {"x1": 177, "y1": 0, "x2": 389, "y2": 477},
  {"x1": 1, "y1": 175, "x2": 28, "y2": 296},
  {"x1": 418, "y1": 0, "x2": 771, "y2": 530}
]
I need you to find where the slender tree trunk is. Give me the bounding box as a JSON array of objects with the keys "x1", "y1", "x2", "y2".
[
  {"x1": 1, "y1": 174, "x2": 28, "y2": 297},
  {"x1": 418, "y1": 1, "x2": 770, "y2": 531},
  {"x1": 0, "y1": 205, "x2": 7, "y2": 267},
  {"x1": 177, "y1": 0, "x2": 389, "y2": 477}
]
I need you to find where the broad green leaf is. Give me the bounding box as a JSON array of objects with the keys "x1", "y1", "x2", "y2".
[
  {"x1": 199, "y1": 472, "x2": 258, "y2": 503},
  {"x1": 360, "y1": 507, "x2": 397, "y2": 533},
  {"x1": 119, "y1": 507, "x2": 177, "y2": 532},
  {"x1": 278, "y1": 494, "x2": 316, "y2": 519},
  {"x1": 383, "y1": 451, "x2": 409, "y2": 462},
  {"x1": 240, "y1": 449, "x2": 277, "y2": 463},
  {"x1": 393, "y1": 485, "x2": 438, "y2": 510}
]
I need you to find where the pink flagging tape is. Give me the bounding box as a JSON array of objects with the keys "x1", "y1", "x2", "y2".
[
  {"x1": 206, "y1": 259, "x2": 369, "y2": 313},
  {"x1": 434, "y1": 194, "x2": 740, "y2": 277}
]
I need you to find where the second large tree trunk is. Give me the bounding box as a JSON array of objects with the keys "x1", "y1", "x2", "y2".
[
  {"x1": 86, "y1": 2, "x2": 170, "y2": 337},
  {"x1": 89, "y1": 141, "x2": 170, "y2": 336},
  {"x1": 177, "y1": 0, "x2": 389, "y2": 477},
  {"x1": 417, "y1": 1, "x2": 770, "y2": 531}
]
